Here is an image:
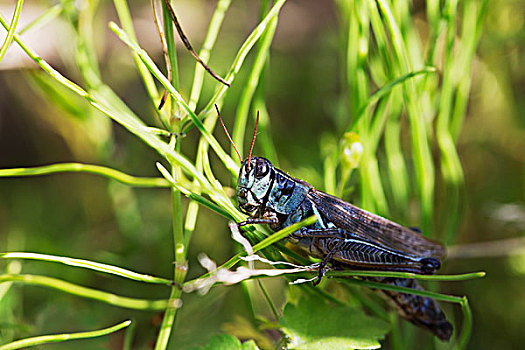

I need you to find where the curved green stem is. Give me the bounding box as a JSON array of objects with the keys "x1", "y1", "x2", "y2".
[
  {"x1": 0, "y1": 163, "x2": 169, "y2": 188},
  {"x1": 0, "y1": 0, "x2": 24, "y2": 62},
  {"x1": 0, "y1": 274, "x2": 171, "y2": 310},
  {"x1": 0, "y1": 320, "x2": 131, "y2": 350},
  {"x1": 0, "y1": 252, "x2": 172, "y2": 285}
]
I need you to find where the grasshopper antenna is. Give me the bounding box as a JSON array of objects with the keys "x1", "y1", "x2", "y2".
[
  {"x1": 246, "y1": 110, "x2": 259, "y2": 170},
  {"x1": 215, "y1": 104, "x2": 242, "y2": 163},
  {"x1": 162, "y1": 0, "x2": 230, "y2": 89}
]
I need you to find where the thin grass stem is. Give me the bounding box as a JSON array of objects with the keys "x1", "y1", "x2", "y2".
[
  {"x1": 0, "y1": 0, "x2": 23, "y2": 63},
  {"x1": 0, "y1": 163, "x2": 169, "y2": 188},
  {"x1": 0, "y1": 320, "x2": 131, "y2": 350},
  {"x1": 0, "y1": 274, "x2": 171, "y2": 310},
  {"x1": 0, "y1": 252, "x2": 173, "y2": 285}
]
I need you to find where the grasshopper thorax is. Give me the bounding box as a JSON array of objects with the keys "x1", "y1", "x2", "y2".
[{"x1": 237, "y1": 157, "x2": 274, "y2": 214}]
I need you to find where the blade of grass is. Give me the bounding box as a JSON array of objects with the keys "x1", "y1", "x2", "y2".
[
  {"x1": 154, "y1": 16, "x2": 185, "y2": 343},
  {"x1": 217, "y1": 269, "x2": 485, "y2": 285},
  {"x1": 122, "y1": 320, "x2": 136, "y2": 350},
  {"x1": 458, "y1": 297, "x2": 472, "y2": 350},
  {"x1": 0, "y1": 0, "x2": 23, "y2": 63},
  {"x1": 151, "y1": 0, "x2": 174, "y2": 122},
  {"x1": 188, "y1": 0, "x2": 232, "y2": 111},
  {"x1": 0, "y1": 163, "x2": 169, "y2": 188},
  {"x1": 366, "y1": 0, "x2": 410, "y2": 218},
  {"x1": 159, "y1": 0, "x2": 180, "y2": 116},
  {"x1": 113, "y1": 0, "x2": 160, "y2": 106},
  {"x1": 0, "y1": 274, "x2": 171, "y2": 310},
  {"x1": 325, "y1": 270, "x2": 485, "y2": 281},
  {"x1": 0, "y1": 320, "x2": 131, "y2": 350},
  {"x1": 376, "y1": 0, "x2": 435, "y2": 233},
  {"x1": 0, "y1": 252, "x2": 173, "y2": 285},
  {"x1": 184, "y1": 0, "x2": 288, "y2": 132},
  {"x1": 18, "y1": 3, "x2": 62, "y2": 35},
  {"x1": 232, "y1": 15, "x2": 278, "y2": 158},
  {"x1": 450, "y1": 0, "x2": 488, "y2": 141},
  {"x1": 349, "y1": 67, "x2": 437, "y2": 132},
  {"x1": 341, "y1": 278, "x2": 462, "y2": 304},
  {"x1": 436, "y1": 0, "x2": 465, "y2": 243}
]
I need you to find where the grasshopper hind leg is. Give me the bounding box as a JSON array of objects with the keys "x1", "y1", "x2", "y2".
[
  {"x1": 312, "y1": 238, "x2": 345, "y2": 286},
  {"x1": 371, "y1": 277, "x2": 453, "y2": 341}
]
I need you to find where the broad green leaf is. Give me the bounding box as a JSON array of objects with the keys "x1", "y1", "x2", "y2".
[
  {"x1": 190, "y1": 334, "x2": 260, "y2": 350},
  {"x1": 279, "y1": 297, "x2": 390, "y2": 349}
]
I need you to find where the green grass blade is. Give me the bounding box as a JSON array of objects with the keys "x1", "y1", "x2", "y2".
[
  {"x1": 189, "y1": 0, "x2": 288, "y2": 129},
  {"x1": 232, "y1": 15, "x2": 278, "y2": 158},
  {"x1": 0, "y1": 0, "x2": 23, "y2": 63},
  {"x1": 0, "y1": 320, "x2": 131, "y2": 350},
  {"x1": 325, "y1": 270, "x2": 486, "y2": 281},
  {"x1": 341, "y1": 278, "x2": 462, "y2": 304},
  {"x1": 18, "y1": 3, "x2": 62, "y2": 35},
  {"x1": 159, "y1": 0, "x2": 180, "y2": 130},
  {"x1": 436, "y1": 0, "x2": 465, "y2": 242},
  {"x1": 350, "y1": 66, "x2": 437, "y2": 131},
  {"x1": 0, "y1": 163, "x2": 169, "y2": 188},
  {"x1": 450, "y1": 0, "x2": 488, "y2": 141},
  {"x1": 458, "y1": 297, "x2": 472, "y2": 350},
  {"x1": 113, "y1": 0, "x2": 160, "y2": 105},
  {"x1": 122, "y1": 320, "x2": 136, "y2": 350},
  {"x1": 161, "y1": 0, "x2": 179, "y2": 91},
  {"x1": 188, "y1": 0, "x2": 232, "y2": 111},
  {"x1": 376, "y1": 0, "x2": 435, "y2": 233},
  {"x1": 0, "y1": 274, "x2": 170, "y2": 310},
  {"x1": 0, "y1": 252, "x2": 172, "y2": 285}
]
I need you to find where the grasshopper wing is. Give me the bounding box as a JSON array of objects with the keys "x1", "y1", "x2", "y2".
[{"x1": 307, "y1": 189, "x2": 446, "y2": 259}]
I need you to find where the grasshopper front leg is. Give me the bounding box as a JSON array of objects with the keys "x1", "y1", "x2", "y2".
[{"x1": 238, "y1": 210, "x2": 279, "y2": 227}]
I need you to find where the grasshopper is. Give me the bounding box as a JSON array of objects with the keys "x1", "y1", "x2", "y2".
[{"x1": 217, "y1": 106, "x2": 453, "y2": 341}]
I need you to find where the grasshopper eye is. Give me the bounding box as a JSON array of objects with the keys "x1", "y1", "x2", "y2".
[{"x1": 254, "y1": 158, "x2": 269, "y2": 178}]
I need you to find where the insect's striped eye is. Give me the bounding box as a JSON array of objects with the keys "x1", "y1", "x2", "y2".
[{"x1": 254, "y1": 158, "x2": 269, "y2": 178}]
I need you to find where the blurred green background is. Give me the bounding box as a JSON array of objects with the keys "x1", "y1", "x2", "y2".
[{"x1": 0, "y1": 0, "x2": 524, "y2": 349}]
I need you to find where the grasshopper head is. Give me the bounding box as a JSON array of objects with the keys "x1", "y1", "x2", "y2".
[{"x1": 237, "y1": 157, "x2": 274, "y2": 214}]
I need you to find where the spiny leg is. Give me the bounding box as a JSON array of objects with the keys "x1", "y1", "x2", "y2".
[
  {"x1": 313, "y1": 238, "x2": 344, "y2": 286},
  {"x1": 293, "y1": 227, "x2": 347, "y2": 239},
  {"x1": 238, "y1": 217, "x2": 279, "y2": 227}
]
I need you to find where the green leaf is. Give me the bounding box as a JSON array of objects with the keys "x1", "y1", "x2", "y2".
[
  {"x1": 190, "y1": 334, "x2": 260, "y2": 350},
  {"x1": 279, "y1": 296, "x2": 390, "y2": 350}
]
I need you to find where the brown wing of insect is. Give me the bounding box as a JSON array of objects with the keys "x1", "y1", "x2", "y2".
[{"x1": 307, "y1": 190, "x2": 446, "y2": 259}]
